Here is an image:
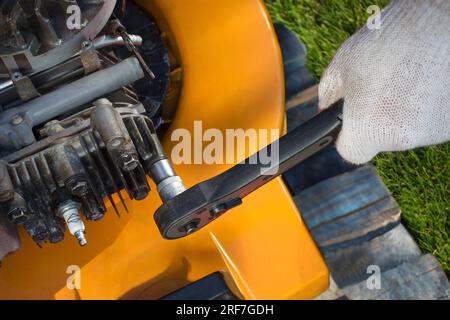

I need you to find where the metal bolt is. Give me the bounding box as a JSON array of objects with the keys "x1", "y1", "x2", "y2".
[
  {"x1": 210, "y1": 205, "x2": 227, "y2": 218},
  {"x1": 8, "y1": 208, "x2": 27, "y2": 224},
  {"x1": 81, "y1": 40, "x2": 92, "y2": 50},
  {"x1": 120, "y1": 153, "x2": 139, "y2": 171},
  {"x1": 11, "y1": 115, "x2": 23, "y2": 126},
  {"x1": 12, "y1": 72, "x2": 21, "y2": 80},
  {"x1": 70, "y1": 181, "x2": 88, "y2": 197},
  {"x1": 184, "y1": 221, "x2": 199, "y2": 235}
]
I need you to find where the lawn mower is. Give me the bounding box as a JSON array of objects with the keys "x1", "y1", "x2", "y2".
[
  {"x1": 1, "y1": 0, "x2": 448, "y2": 301},
  {"x1": 0, "y1": 0, "x2": 337, "y2": 299}
]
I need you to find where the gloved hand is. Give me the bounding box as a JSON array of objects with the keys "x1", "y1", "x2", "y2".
[{"x1": 318, "y1": 0, "x2": 450, "y2": 164}]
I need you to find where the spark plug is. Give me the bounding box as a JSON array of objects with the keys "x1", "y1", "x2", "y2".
[{"x1": 56, "y1": 200, "x2": 87, "y2": 246}]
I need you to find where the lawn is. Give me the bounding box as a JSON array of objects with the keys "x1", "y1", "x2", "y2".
[{"x1": 265, "y1": 0, "x2": 450, "y2": 276}]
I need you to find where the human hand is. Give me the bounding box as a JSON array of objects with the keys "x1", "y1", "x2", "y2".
[{"x1": 318, "y1": 0, "x2": 450, "y2": 164}]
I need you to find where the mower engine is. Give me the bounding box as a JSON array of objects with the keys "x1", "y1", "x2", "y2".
[{"x1": 0, "y1": 0, "x2": 185, "y2": 251}]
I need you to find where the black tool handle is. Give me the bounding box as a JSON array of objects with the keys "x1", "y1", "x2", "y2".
[{"x1": 154, "y1": 100, "x2": 344, "y2": 239}]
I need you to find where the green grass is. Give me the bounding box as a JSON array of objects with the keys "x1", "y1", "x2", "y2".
[
  {"x1": 376, "y1": 146, "x2": 450, "y2": 275},
  {"x1": 266, "y1": 0, "x2": 450, "y2": 276}
]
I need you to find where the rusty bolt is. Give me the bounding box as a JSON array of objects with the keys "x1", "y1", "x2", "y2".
[
  {"x1": 70, "y1": 181, "x2": 89, "y2": 197},
  {"x1": 8, "y1": 209, "x2": 28, "y2": 224}
]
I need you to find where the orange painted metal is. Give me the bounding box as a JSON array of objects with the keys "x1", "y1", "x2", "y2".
[{"x1": 0, "y1": 0, "x2": 329, "y2": 299}]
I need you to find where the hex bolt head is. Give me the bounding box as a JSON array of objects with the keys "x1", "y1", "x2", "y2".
[
  {"x1": 120, "y1": 153, "x2": 139, "y2": 171},
  {"x1": 70, "y1": 181, "x2": 88, "y2": 197},
  {"x1": 11, "y1": 115, "x2": 24, "y2": 126},
  {"x1": 8, "y1": 209, "x2": 28, "y2": 224}
]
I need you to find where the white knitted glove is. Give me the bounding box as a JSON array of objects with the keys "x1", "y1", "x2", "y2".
[{"x1": 318, "y1": 0, "x2": 450, "y2": 164}]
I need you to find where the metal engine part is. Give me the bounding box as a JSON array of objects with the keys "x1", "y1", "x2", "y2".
[
  {"x1": 0, "y1": 98, "x2": 185, "y2": 246},
  {"x1": 0, "y1": 57, "x2": 144, "y2": 152},
  {"x1": 0, "y1": 0, "x2": 184, "y2": 250},
  {"x1": 0, "y1": 0, "x2": 115, "y2": 78}
]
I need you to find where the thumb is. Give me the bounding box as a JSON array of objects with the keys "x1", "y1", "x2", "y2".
[
  {"x1": 335, "y1": 121, "x2": 379, "y2": 165},
  {"x1": 334, "y1": 95, "x2": 380, "y2": 164}
]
